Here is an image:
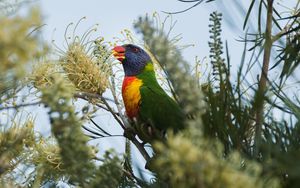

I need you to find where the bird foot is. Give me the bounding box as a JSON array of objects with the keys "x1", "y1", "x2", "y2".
[
  {"x1": 145, "y1": 157, "x2": 154, "y2": 171},
  {"x1": 123, "y1": 127, "x2": 136, "y2": 140}
]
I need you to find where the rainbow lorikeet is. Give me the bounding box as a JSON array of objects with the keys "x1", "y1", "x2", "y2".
[{"x1": 112, "y1": 44, "x2": 184, "y2": 142}]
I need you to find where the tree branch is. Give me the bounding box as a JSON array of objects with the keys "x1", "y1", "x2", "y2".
[
  {"x1": 0, "y1": 101, "x2": 40, "y2": 111},
  {"x1": 128, "y1": 136, "x2": 151, "y2": 162},
  {"x1": 272, "y1": 24, "x2": 292, "y2": 43},
  {"x1": 74, "y1": 91, "x2": 151, "y2": 162},
  {"x1": 74, "y1": 92, "x2": 126, "y2": 129},
  {"x1": 74, "y1": 92, "x2": 114, "y2": 103},
  {"x1": 122, "y1": 169, "x2": 148, "y2": 187},
  {"x1": 254, "y1": 0, "x2": 274, "y2": 156}
]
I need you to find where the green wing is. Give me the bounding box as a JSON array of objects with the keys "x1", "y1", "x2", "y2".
[{"x1": 139, "y1": 83, "x2": 184, "y2": 131}]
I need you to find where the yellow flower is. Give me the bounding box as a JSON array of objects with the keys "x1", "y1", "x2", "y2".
[{"x1": 62, "y1": 41, "x2": 109, "y2": 95}]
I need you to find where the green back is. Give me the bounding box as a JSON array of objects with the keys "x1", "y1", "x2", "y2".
[{"x1": 137, "y1": 63, "x2": 184, "y2": 131}]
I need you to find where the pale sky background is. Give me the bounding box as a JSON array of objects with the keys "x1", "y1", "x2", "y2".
[
  {"x1": 18, "y1": 0, "x2": 297, "y2": 183},
  {"x1": 37, "y1": 0, "x2": 251, "y2": 62}
]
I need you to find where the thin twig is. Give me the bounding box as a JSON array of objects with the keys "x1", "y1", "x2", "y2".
[
  {"x1": 74, "y1": 92, "x2": 114, "y2": 102},
  {"x1": 74, "y1": 92, "x2": 126, "y2": 129},
  {"x1": 75, "y1": 93, "x2": 120, "y2": 116},
  {"x1": 95, "y1": 103, "x2": 120, "y2": 116},
  {"x1": 272, "y1": 24, "x2": 292, "y2": 43},
  {"x1": 163, "y1": 0, "x2": 204, "y2": 14},
  {"x1": 88, "y1": 135, "x2": 124, "y2": 140},
  {"x1": 101, "y1": 97, "x2": 126, "y2": 130},
  {"x1": 109, "y1": 73, "x2": 129, "y2": 127},
  {"x1": 82, "y1": 125, "x2": 106, "y2": 137},
  {"x1": 0, "y1": 101, "x2": 41, "y2": 111},
  {"x1": 89, "y1": 118, "x2": 112, "y2": 136}
]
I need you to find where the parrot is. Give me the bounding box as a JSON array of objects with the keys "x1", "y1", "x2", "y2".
[{"x1": 112, "y1": 44, "x2": 184, "y2": 142}]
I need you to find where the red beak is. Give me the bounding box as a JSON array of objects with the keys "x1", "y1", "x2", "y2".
[{"x1": 112, "y1": 46, "x2": 126, "y2": 62}]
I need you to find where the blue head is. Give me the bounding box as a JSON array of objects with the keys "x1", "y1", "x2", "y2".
[{"x1": 112, "y1": 44, "x2": 151, "y2": 76}]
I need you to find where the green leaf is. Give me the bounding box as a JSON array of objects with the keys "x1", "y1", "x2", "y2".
[{"x1": 243, "y1": 0, "x2": 256, "y2": 30}]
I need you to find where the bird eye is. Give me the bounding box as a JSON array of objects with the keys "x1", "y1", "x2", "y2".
[{"x1": 132, "y1": 48, "x2": 139, "y2": 53}]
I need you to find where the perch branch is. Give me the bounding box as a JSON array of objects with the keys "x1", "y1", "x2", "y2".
[{"x1": 254, "y1": 0, "x2": 274, "y2": 156}]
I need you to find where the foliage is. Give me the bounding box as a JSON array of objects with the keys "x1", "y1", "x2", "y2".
[
  {"x1": 153, "y1": 128, "x2": 279, "y2": 188},
  {"x1": 0, "y1": 8, "x2": 45, "y2": 104},
  {"x1": 1, "y1": 0, "x2": 300, "y2": 188},
  {"x1": 40, "y1": 74, "x2": 94, "y2": 186},
  {"x1": 89, "y1": 151, "x2": 123, "y2": 188},
  {"x1": 0, "y1": 120, "x2": 35, "y2": 176},
  {"x1": 0, "y1": 0, "x2": 29, "y2": 15}
]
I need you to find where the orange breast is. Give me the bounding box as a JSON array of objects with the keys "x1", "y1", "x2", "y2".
[{"x1": 122, "y1": 76, "x2": 143, "y2": 119}]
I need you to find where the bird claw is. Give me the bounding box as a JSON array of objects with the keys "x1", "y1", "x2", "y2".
[
  {"x1": 145, "y1": 157, "x2": 154, "y2": 171},
  {"x1": 123, "y1": 127, "x2": 136, "y2": 140},
  {"x1": 140, "y1": 141, "x2": 147, "y2": 146}
]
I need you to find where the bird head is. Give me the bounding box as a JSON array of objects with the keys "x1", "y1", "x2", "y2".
[{"x1": 112, "y1": 44, "x2": 151, "y2": 76}]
